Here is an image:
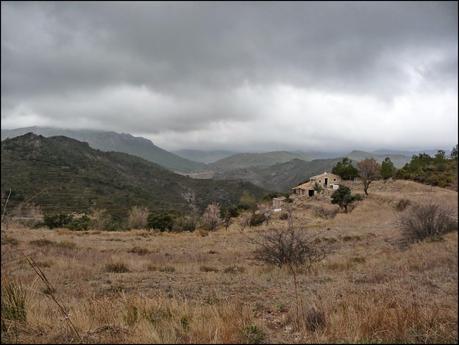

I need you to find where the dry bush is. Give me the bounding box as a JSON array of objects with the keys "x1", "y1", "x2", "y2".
[
  {"x1": 313, "y1": 205, "x2": 339, "y2": 219},
  {"x1": 159, "y1": 266, "x2": 176, "y2": 273},
  {"x1": 305, "y1": 307, "x2": 326, "y2": 332},
  {"x1": 399, "y1": 203, "x2": 457, "y2": 243},
  {"x1": 104, "y1": 263, "x2": 130, "y2": 273},
  {"x1": 201, "y1": 203, "x2": 221, "y2": 231},
  {"x1": 279, "y1": 212, "x2": 288, "y2": 220},
  {"x1": 199, "y1": 266, "x2": 219, "y2": 273},
  {"x1": 253, "y1": 228, "x2": 325, "y2": 269},
  {"x1": 128, "y1": 246, "x2": 150, "y2": 255},
  {"x1": 88, "y1": 208, "x2": 111, "y2": 230},
  {"x1": 394, "y1": 198, "x2": 410, "y2": 211},
  {"x1": 1, "y1": 277, "x2": 28, "y2": 343},
  {"x1": 29, "y1": 239, "x2": 54, "y2": 247},
  {"x1": 127, "y1": 206, "x2": 149, "y2": 229}
]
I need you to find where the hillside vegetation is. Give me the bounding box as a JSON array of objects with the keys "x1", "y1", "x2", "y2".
[{"x1": 1, "y1": 134, "x2": 266, "y2": 218}]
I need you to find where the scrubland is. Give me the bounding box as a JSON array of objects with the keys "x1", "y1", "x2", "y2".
[{"x1": 1, "y1": 180, "x2": 457, "y2": 344}]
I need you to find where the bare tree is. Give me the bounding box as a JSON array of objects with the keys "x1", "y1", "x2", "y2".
[
  {"x1": 201, "y1": 203, "x2": 221, "y2": 231},
  {"x1": 357, "y1": 158, "x2": 381, "y2": 195}
]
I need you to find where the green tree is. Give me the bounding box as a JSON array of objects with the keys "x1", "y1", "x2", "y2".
[
  {"x1": 332, "y1": 158, "x2": 359, "y2": 180},
  {"x1": 331, "y1": 186, "x2": 356, "y2": 213},
  {"x1": 380, "y1": 157, "x2": 396, "y2": 180}
]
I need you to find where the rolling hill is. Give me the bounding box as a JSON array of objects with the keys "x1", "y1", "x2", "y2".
[
  {"x1": 213, "y1": 157, "x2": 342, "y2": 192},
  {"x1": 1, "y1": 133, "x2": 267, "y2": 217},
  {"x1": 208, "y1": 151, "x2": 316, "y2": 171},
  {"x1": 1, "y1": 127, "x2": 206, "y2": 173},
  {"x1": 173, "y1": 149, "x2": 238, "y2": 164},
  {"x1": 345, "y1": 150, "x2": 410, "y2": 168}
]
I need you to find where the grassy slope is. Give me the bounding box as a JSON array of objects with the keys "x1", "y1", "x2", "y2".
[{"x1": 1, "y1": 180, "x2": 457, "y2": 343}]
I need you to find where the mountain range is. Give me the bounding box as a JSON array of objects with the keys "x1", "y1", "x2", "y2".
[{"x1": 1, "y1": 133, "x2": 266, "y2": 217}]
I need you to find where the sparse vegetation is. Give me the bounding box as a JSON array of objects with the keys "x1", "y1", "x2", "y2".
[
  {"x1": 399, "y1": 203, "x2": 457, "y2": 243},
  {"x1": 1, "y1": 179, "x2": 457, "y2": 344},
  {"x1": 396, "y1": 148, "x2": 458, "y2": 189}
]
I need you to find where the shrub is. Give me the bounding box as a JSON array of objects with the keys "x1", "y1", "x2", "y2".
[
  {"x1": 29, "y1": 239, "x2": 54, "y2": 247},
  {"x1": 331, "y1": 186, "x2": 359, "y2": 213},
  {"x1": 43, "y1": 213, "x2": 73, "y2": 229},
  {"x1": 105, "y1": 263, "x2": 130, "y2": 273},
  {"x1": 128, "y1": 246, "x2": 150, "y2": 255},
  {"x1": 199, "y1": 266, "x2": 219, "y2": 273},
  {"x1": 312, "y1": 206, "x2": 339, "y2": 219},
  {"x1": 67, "y1": 215, "x2": 91, "y2": 231},
  {"x1": 241, "y1": 324, "x2": 265, "y2": 344},
  {"x1": 305, "y1": 307, "x2": 326, "y2": 332},
  {"x1": 201, "y1": 203, "x2": 221, "y2": 231},
  {"x1": 399, "y1": 203, "x2": 457, "y2": 243},
  {"x1": 173, "y1": 215, "x2": 197, "y2": 232},
  {"x1": 1, "y1": 278, "x2": 27, "y2": 323},
  {"x1": 253, "y1": 228, "x2": 325, "y2": 269},
  {"x1": 395, "y1": 199, "x2": 410, "y2": 211},
  {"x1": 147, "y1": 212, "x2": 174, "y2": 232},
  {"x1": 249, "y1": 213, "x2": 266, "y2": 227},
  {"x1": 279, "y1": 212, "x2": 289, "y2": 220},
  {"x1": 127, "y1": 206, "x2": 149, "y2": 229}
]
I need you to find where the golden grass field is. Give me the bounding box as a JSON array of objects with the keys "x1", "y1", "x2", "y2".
[{"x1": 1, "y1": 180, "x2": 458, "y2": 344}]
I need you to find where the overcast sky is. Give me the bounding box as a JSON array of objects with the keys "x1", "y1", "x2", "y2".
[{"x1": 1, "y1": 1, "x2": 457, "y2": 152}]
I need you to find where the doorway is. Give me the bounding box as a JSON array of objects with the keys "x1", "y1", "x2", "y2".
[
  {"x1": 308, "y1": 189, "x2": 314, "y2": 197},
  {"x1": 324, "y1": 178, "x2": 328, "y2": 187}
]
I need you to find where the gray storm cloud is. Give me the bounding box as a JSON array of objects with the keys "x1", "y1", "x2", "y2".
[{"x1": 1, "y1": 1, "x2": 457, "y2": 151}]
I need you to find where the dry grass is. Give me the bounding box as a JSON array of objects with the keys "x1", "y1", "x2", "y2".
[{"x1": 1, "y1": 180, "x2": 457, "y2": 343}]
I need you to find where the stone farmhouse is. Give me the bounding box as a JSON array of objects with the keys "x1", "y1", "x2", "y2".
[{"x1": 292, "y1": 171, "x2": 341, "y2": 197}]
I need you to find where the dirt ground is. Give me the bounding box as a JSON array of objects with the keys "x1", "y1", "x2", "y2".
[{"x1": 1, "y1": 180, "x2": 457, "y2": 343}]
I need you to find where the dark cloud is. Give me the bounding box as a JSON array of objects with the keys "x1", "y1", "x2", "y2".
[{"x1": 1, "y1": 1, "x2": 457, "y2": 151}]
